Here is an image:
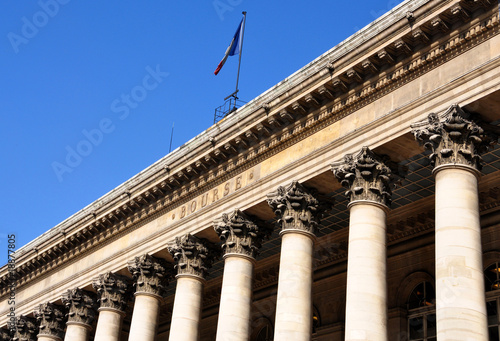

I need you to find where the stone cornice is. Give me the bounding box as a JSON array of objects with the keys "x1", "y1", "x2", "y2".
[{"x1": 1, "y1": 0, "x2": 498, "y2": 296}]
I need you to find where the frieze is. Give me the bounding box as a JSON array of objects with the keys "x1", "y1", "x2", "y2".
[
  {"x1": 213, "y1": 209, "x2": 273, "y2": 259},
  {"x1": 167, "y1": 234, "x2": 220, "y2": 279},
  {"x1": 34, "y1": 302, "x2": 65, "y2": 340},
  {"x1": 127, "y1": 254, "x2": 174, "y2": 297},
  {"x1": 61, "y1": 288, "x2": 98, "y2": 326}
]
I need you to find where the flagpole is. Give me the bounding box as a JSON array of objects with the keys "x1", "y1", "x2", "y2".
[{"x1": 234, "y1": 11, "x2": 246, "y2": 100}]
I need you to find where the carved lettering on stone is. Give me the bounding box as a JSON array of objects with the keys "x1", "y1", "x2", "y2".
[
  {"x1": 332, "y1": 147, "x2": 398, "y2": 207},
  {"x1": 61, "y1": 288, "x2": 98, "y2": 326},
  {"x1": 12, "y1": 316, "x2": 37, "y2": 341},
  {"x1": 92, "y1": 272, "x2": 131, "y2": 312},
  {"x1": 411, "y1": 104, "x2": 497, "y2": 171},
  {"x1": 267, "y1": 181, "x2": 330, "y2": 235},
  {"x1": 214, "y1": 209, "x2": 273, "y2": 259},
  {"x1": 34, "y1": 303, "x2": 65, "y2": 340},
  {"x1": 167, "y1": 234, "x2": 220, "y2": 279},
  {"x1": 127, "y1": 254, "x2": 175, "y2": 297}
]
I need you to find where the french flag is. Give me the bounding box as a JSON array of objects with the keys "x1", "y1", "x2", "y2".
[{"x1": 214, "y1": 18, "x2": 244, "y2": 75}]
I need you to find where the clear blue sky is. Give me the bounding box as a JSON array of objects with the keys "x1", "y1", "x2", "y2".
[{"x1": 0, "y1": 0, "x2": 405, "y2": 265}]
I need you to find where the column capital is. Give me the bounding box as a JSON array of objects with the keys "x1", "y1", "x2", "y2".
[
  {"x1": 127, "y1": 254, "x2": 175, "y2": 297},
  {"x1": 34, "y1": 302, "x2": 65, "y2": 340},
  {"x1": 12, "y1": 315, "x2": 37, "y2": 341},
  {"x1": 92, "y1": 272, "x2": 132, "y2": 312},
  {"x1": 167, "y1": 234, "x2": 220, "y2": 280},
  {"x1": 411, "y1": 104, "x2": 497, "y2": 172},
  {"x1": 332, "y1": 146, "x2": 399, "y2": 207},
  {"x1": 0, "y1": 329, "x2": 10, "y2": 341},
  {"x1": 267, "y1": 181, "x2": 331, "y2": 236},
  {"x1": 214, "y1": 209, "x2": 273, "y2": 259},
  {"x1": 61, "y1": 288, "x2": 98, "y2": 326}
]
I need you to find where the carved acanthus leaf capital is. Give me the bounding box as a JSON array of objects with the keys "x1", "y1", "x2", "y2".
[
  {"x1": 12, "y1": 316, "x2": 37, "y2": 341},
  {"x1": 167, "y1": 234, "x2": 220, "y2": 279},
  {"x1": 411, "y1": 104, "x2": 497, "y2": 171},
  {"x1": 34, "y1": 302, "x2": 65, "y2": 340},
  {"x1": 61, "y1": 288, "x2": 98, "y2": 325},
  {"x1": 127, "y1": 254, "x2": 175, "y2": 297},
  {"x1": 267, "y1": 181, "x2": 331, "y2": 235},
  {"x1": 0, "y1": 329, "x2": 10, "y2": 341},
  {"x1": 92, "y1": 272, "x2": 131, "y2": 312},
  {"x1": 214, "y1": 210, "x2": 273, "y2": 259},
  {"x1": 332, "y1": 147, "x2": 399, "y2": 207}
]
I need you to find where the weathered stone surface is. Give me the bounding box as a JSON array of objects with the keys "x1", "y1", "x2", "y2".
[
  {"x1": 127, "y1": 254, "x2": 174, "y2": 297},
  {"x1": 12, "y1": 316, "x2": 37, "y2": 341},
  {"x1": 332, "y1": 147, "x2": 398, "y2": 207},
  {"x1": 34, "y1": 302, "x2": 65, "y2": 340},
  {"x1": 92, "y1": 272, "x2": 131, "y2": 312},
  {"x1": 167, "y1": 234, "x2": 220, "y2": 279},
  {"x1": 61, "y1": 288, "x2": 98, "y2": 326},
  {"x1": 267, "y1": 181, "x2": 330, "y2": 235},
  {"x1": 411, "y1": 104, "x2": 497, "y2": 171},
  {"x1": 214, "y1": 209, "x2": 273, "y2": 259}
]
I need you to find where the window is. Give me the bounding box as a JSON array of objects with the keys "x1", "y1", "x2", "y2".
[
  {"x1": 407, "y1": 281, "x2": 436, "y2": 341},
  {"x1": 255, "y1": 324, "x2": 272, "y2": 341},
  {"x1": 485, "y1": 262, "x2": 500, "y2": 340}
]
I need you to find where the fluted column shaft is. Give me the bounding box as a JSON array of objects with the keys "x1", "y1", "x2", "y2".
[
  {"x1": 94, "y1": 308, "x2": 125, "y2": 341},
  {"x1": 275, "y1": 231, "x2": 314, "y2": 340},
  {"x1": 169, "y1": 275, "x2": 204, "y2": 341},
  {"x1": 434, "y1": 165, "x2": 487, "y2": 339},
  {"x1": 344, "y1": 201, "x2": 388, "y2": 341}
]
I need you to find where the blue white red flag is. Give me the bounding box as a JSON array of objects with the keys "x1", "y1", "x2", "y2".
[{"x1": 214, "y1": 18, "x2": 244, "y2": 75}]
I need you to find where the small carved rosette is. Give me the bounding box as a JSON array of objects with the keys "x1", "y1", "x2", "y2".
[
  {"x1": 92, "y1": 272, "x2": 131, "y2": 312},
  {"x1": 34, "y1": 302, "x2": 65, "y2": 340},
  {"x1": 213, "y1": 209, "x2": 273, "y2": 259},
  {"x1": 61, "y1": 288, "x2": 98, "y2": 326},
  {"x1": 127, "y1": 254, "x2": 174, "y2": 297},
  {"x1": 332, "y1": 147, "x2": 396, "y2": 207},
  {"x1": 12, "y1": 316, "x2": 37, "y2": 341},
  {"x1": 167, "y1": 234, "x2": 220, "y2": 279},
  {"x1": 411, "y1": 104, "x2": 496, "y2": 171},
  {"x1": 267, "y1": 181, "x2": 328, "y2": 235}
]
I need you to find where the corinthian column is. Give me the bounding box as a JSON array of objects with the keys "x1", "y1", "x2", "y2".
[
  {"x1": 267, "y1": 181, "x2": 328, "y2": 341},
  {"x1": 214, "y1": 210, "x2": 273, "y2": 341},
  {"x1": 127, "y1": 254, "x2": 174, "y2": 341},
  {"x1": 12, "y1": 316, "x2": 37, "y2": 341},
  {"x1": 61, "y1": 288, "x2": 98, "y2": 341},
  {"x1": 34, "y1": 302, "x2": 66, "y2": 341},
  {"x1": 412, "y1": 104, "x2": 496, "y2": 340},
  {"x1": 92, "y1": 272, "x2": 131, "y2": 341},
  {"x1": 333, "y1": 147, "x2": 398, "y2": 341},
  {"x1": 167, "y1": 234, "x2": 220, "y2": 341}
]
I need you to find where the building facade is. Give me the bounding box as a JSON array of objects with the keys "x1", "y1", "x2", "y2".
[{"x1": 2, "y1": 0, "x2": 500, "y2": 340}]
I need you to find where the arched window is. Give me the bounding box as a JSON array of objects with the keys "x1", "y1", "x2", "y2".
[
  {"x1": 252, "y1": 317, "x2": 273, "y2": 341},
  {"x1": 407, "y1": 281, "x2": 436, "y2": 341},
  {"x1": 484, "y1": 262, "x2": 500, "y2": 340}
]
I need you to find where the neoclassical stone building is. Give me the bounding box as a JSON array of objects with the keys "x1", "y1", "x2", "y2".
[{"x1": 2, "y1": 0, "x2": 500, "y2": 340}]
